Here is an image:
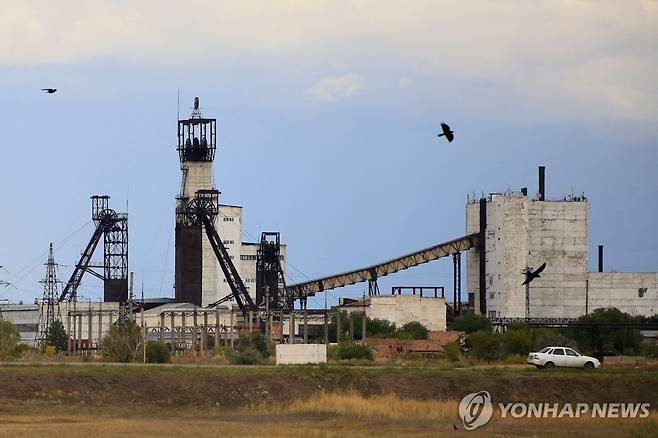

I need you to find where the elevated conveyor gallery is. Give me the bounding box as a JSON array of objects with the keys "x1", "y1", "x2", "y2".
[{"x1": 285, "y1": 233, "x2": 480, "y2": 301}]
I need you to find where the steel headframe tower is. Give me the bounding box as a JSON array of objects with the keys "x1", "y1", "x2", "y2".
[
  {"x1": 36, "y1": 243, "x2": 61, "y2": 348},
  {"x1": 256, "y1": 232, "x2": 288, "y2": 310},
  {"x1": 59, "y1": 195, "x2": 128, "y2": 302},
  {"x1": 180, "y1": 190, "x2": 256, "y2": 316},
  {"x1": 175, "y1": 97, "x2": 217, "y2": 306}
]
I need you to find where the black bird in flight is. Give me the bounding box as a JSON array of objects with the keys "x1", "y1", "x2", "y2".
[
  {"x1": 437, "y1": 122, "x2": 454, "y2": 142},
  {"x1": 522, "y1": 263, "x2": 547, "y2": 286},
  {"x1": 41, "y1": 88, "x2": 57, "y2": 94}
]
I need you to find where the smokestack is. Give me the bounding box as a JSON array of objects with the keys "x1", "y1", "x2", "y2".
[
  {"x1": 598, "y1": 245, "x2": 604, "y2": 272},
  {"x1": 538, "y1": 166, "x2": 545, "y2": 201},
  {"x1": 521, "y1": 187, "x2": 528, "y2": 196}
]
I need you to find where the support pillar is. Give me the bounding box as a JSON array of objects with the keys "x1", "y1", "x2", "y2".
[
  {"x1": 192, "y1": 310, "x2": 198, "y2": 356},
  {"x1": 362, "y1": 311, "x2": 367, "y2": 341},
  {"x1": 215, "y1": 308, "x2": 220, "y2": 348},
  {"x1": 229, "y1": 309, "x2": 234, "y2": 348},
  {"x1": 289, "y1": 310, "x2": 295, "y2": 344},
  {"x1": 170, "y1": 312, "x2": 176, "y2": 353},
  {"x1": 203, "y1": 311, "x2": 208, "y2": 356},
  {"x1": 181, "y1": 311, "x2": 187, "y2": 354},
  {"x1": 349, "y1": 314, "x2": 354, "y2": 341},
  {"x1": 97, "y1": 303, "x2": 103, "y2": 348},
  {"x1": 87, "y1": 307, "x2": 92, "y2": 353},
  {"x1": 324, "y1": 311, "x2": 329, "y2": 344},
  {"x1": 159, "y1": 312, "x2": 165, "y2": 343},
  {"x1": 66, "y1": 311, "x2": 71, "y2": 354},
  {"x1": 303, "y1": 310, "x2": 308, "y2": 344}
]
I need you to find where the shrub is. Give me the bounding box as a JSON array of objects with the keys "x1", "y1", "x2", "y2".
[
  {"x1": 469, "y1": 330, "x2": 502, "y2": 363},
  {"x1": 396, "y1": 322, "x2": 429, "y2": 340},
  {"x1": 0, "y1": 320, "x2": 21, "y2": 360},
  {"x1": 226, "y1": 346, "x2": 264, "y2": 365},
  {"x1": 226, "y1": 333, "x2": 271, "y2": 365},
  {"x1": 451, "y1": 314, "x2": 492, "y2": 333},
  {"x1": 146, "y1": 341, "x2": 171, "y2": 363},
  {"x1": 44, "y1": 345, "x2": 57, "y2": 357},
  {"x1": 444, "y1": 341, "x2": 461, "y2": 362},
  {"x1": 502, "y1": 329, "x2": 533, "y2": 356},
  {"x1": 329, "y1": 343, "x2": 374, "y2": 361}
]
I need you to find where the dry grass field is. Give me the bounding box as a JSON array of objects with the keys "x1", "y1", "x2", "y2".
[{"x1": 0, "y1": 364, "x2": 656, "y2": 437}]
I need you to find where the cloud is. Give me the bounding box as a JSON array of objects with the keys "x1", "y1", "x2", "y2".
[
  {"x1": 310, "y1": 73, "x2": 364, "y2": 101},
  {"x1": 0, "y1": 1, "x2": 656, "y2": 121}
]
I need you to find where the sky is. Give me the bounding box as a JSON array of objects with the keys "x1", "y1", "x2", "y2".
[{"x1": 0, "y1": 1, "x2": 657, "y2": 308}]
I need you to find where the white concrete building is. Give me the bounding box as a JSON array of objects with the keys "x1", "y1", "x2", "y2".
[
  {"x1": 466, "y1": 168, "x2": 658, "y2": 319},
  {"x1": 340, "y1": 295, "x2": 447, "y2": 331}
]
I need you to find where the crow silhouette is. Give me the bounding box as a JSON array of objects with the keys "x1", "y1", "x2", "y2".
[
  {"x1": 41, "y1": 88, "x2": 57, "y2": 94},
  {"x1": 437, "y1": 122, "x2": 454, "y2": 142},
  {"x1": 522, "y1": 263, "x2": 546, "y2": 285}
]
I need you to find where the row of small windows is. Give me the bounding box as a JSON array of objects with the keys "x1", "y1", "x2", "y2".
[
  {"x1": 223, "y1": 240, "x2": 234, "y2": 245},
  {"x1": 223, "y1": 217, "x2": 235, "y2": 222},
  {"x1": 224, "y1": 278, "x2": 256, "y2": 283}
]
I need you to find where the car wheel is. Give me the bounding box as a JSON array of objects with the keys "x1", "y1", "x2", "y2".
[
  {"x1": 584, "y1": 361, "x2": 595, "y2": 369},
  {"x1": 544, "y1": 361, "x2": 554, "y2": 369}
]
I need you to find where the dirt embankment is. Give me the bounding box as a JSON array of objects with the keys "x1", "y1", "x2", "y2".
[{"x1": 0, "y1": 366, "x2": 655, "y2": 410}]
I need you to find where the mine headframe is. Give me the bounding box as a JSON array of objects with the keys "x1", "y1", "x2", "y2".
[
  {"x1": 255, "y1": 232, "x2": 289, "y2": 311},
  {"x1": 181, "y1": 190, "x2": 256, "y2": 316},
  {"x1": 59, "y1": 196, "x2": 128, "y2": 303}
]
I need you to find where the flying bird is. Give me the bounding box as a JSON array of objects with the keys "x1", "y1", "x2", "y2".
[
  {"x1": 522, "y1": 263, "x2": 546, "y2": 286},
  {"x1": 41, "y1": 88, "x2": 57, "y2": 94},
  {"x1": 437, "y1": 122, "x2": 454, "y2": 142}
]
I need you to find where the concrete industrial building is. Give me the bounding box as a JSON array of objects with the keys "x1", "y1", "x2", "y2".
[{"x1": 466, "y1": 167, "x2": 658, "y2": 319}]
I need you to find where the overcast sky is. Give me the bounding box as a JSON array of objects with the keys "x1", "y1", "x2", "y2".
[{"x1": 1, "y1": 1, "x2": 657, "y2": 307}]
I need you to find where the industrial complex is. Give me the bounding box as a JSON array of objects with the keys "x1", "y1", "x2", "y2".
[{"x1": 1, "y1": 98, "x2": 656, "y2": 352}]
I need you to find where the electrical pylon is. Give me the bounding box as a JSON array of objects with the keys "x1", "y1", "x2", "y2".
[{"x1": 35, "y1": 243, "x2": 61, "y2": 348}]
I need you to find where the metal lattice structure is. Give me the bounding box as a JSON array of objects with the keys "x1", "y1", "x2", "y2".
[
  {"x1": 285, "y1": 233, "x2": 479, "y2": 300},
  {"x1": 36, "y1": 243, "x2": 61, "y2": 348},
  {"x1": 256, "y1": 232, "x2": 287, "y2": 310},
  {"x1": 177, "y1": 97, "x2": 216, "y2": 162},
  {"x1": 59, "y1": 196, "x2": 128, "y2": 302}
]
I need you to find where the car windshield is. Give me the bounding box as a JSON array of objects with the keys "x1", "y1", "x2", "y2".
[{"x1": 539, "y1": 347, "x2": 551, "y2": 353}]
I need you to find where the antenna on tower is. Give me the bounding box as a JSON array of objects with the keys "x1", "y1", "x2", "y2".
[{"x1": 35, "y1": 243, "x2": 62, "y2": 349}]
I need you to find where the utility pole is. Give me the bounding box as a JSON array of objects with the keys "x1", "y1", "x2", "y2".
[
  {"x1": 362, "y1": 291, "x2": 367, "y2": 341},
  {"x1": 141, "y1": 280, "x2": 146, "y2": 364}
]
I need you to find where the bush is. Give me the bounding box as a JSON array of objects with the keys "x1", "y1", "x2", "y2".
[
  {"x1": 451, "y1": 314, "x2": 492, "y2": 333},
  {"x1": 329, "y1": 343, "x2": 374, "y2": 361},
  {"x1": 396, "y1": 322, "x2": 429, "y2": 340},
  {"x1": 502, "y1": 328, "x2": 533, "y2": 356},
  {"x1": 469, "y1": 330, "x2": 502, "y2": 363},
  {"x1": 101, "y1": 320, "x2": 142, "y2": 363},
  {"x1": 226, "y1": 333, "x2": 271, "y2": 365},
  {"x1": 146, "y1": 341, "x2": 171, "y2": 363},
  {"x1": 568, "y1": 308, "x2": 643, "y2": 354},
  {"x1": 444, "y1": 341, "x2": 461, "y2": 362},
  {"x1": 0, "y1": 320, "x2": 21, "y2": 360}
]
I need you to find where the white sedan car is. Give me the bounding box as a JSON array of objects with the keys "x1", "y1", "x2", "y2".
[{"x1": 527, "y1": 346, "x2": 601, "y2": 369}]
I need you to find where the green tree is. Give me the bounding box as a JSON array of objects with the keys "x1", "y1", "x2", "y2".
[
  {"x1": 0, "y1": 320, "x2": 21, "y2": 360},
  {"x1": 451, "y1": 314, "x2": 492, "y2": 333},
  {"x1": 568, "y1": 308, "x2": 643, "y2": 354},
  {"x1": 396, "y1": 321, "x2": 429, "y2": 340},
  {"x1": 469, "y1": 330, "x2": 502, "y2": 363},
  {"x1": 444, "y1": 341, "x2": 461, "y2": 362},
  {"x1": 46, "y1": 320, "x2": 68, "y2": 352},
  {"x1": 101, "y1": 320, "x2": 143, "y2": 363}
]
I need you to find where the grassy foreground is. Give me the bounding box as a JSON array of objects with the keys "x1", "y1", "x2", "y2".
[{"x1": 0, "y1": 364, "x2": 656, "y2": 437}]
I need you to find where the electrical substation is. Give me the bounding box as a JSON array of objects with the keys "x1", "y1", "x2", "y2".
[{"x1": 1, "y1": 97, "x2": 657, "y2": 356}]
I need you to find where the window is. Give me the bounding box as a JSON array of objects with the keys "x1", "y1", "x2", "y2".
[
  {"x1": 489, "y1": 292, "x2": 495, "y2": 299},
  {"x1": 488, "y1": 310, "x2": 496, "y2": 318},
  {"x1": 279, "y1": 255, "x2": 284, "y2": 260},
  {"x1": 552, "y1": 348, "x2": 565, "y2": 356},
  {"x1": 240, "y1": 255, "x2": 257, "y2": 261},
  {"x1": 539, "y1": 347, "x2": 551, "y2": 353},
  {"x1": 223, "y1": 217, "x2": 234, "y2": 222},
  {"x1": 223, "y1": 240, "x2": 234, "y2": 245},
  {"x1": 565, "y1": 349, "x2": 578, "y2": 356}
]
